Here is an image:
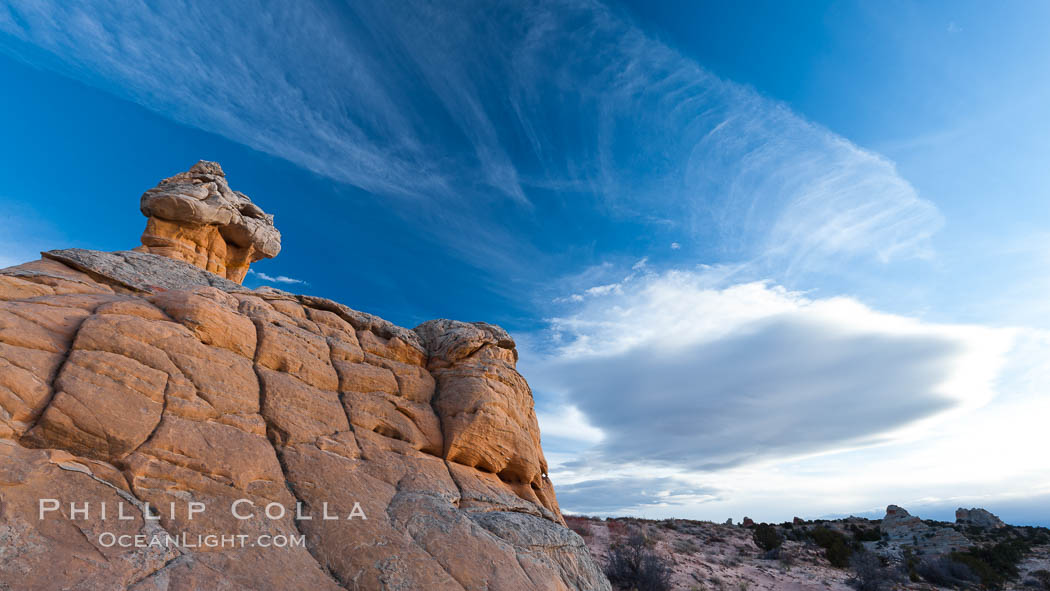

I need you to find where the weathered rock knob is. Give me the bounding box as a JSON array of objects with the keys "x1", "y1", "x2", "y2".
[{"x1": 135, "y1": 160, "x2": 281, "y2": 283}]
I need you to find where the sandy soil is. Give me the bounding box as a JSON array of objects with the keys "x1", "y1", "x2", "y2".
[
  {"x1": 570, "y1": 517, "x2": 854, "y2": 590},
  {"x1": 568, "y1": 515, "x2": 1050, "y2": 591}
]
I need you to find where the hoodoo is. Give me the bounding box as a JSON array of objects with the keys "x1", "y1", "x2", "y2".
[
  {"x1": 136, "y1": 160, "x2": 281, "y2": 283},
  {"x1": 0, "y1": 162, "x2": 608, "y2": 591}
]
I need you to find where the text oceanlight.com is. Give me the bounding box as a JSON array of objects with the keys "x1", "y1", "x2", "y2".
[
  {"x1": 101, "y1": 531, "x2": 307, "y2": 548},
  {"x1": 99, "y1": 532, "x2": 307, "y2": 549}
]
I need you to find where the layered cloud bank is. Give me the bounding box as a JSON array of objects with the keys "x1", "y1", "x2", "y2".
[
  {"x1": 534, "y1": 270, "x2": 1012, "y2": 472},
  {"x1": 527, "y1": 268, "x2": 1030, "y2": 519}
]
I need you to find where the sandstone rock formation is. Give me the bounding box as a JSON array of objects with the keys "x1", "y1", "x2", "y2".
[
  {"x1": 0, "y1": 164, "x2": 608, "y2": 590},
  {"x1": 880, "y1": 504, "x2": 921, "y2": 532},
  {"x1": 880, "y1": 504, "x2": 969, "y2": 557},
  {"x1": 956, "y1": 507, "x2": 1006, "y2": 529},
  {"x1": 135, "y1": 161, "x2": 281, "y2": 283}
]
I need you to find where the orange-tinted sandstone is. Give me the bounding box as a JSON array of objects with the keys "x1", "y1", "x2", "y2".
[
  {"x1": 136, "y1": 161, "x2": 281, "y2": 283},
  {"x1": 0, "y1": 164, "x2": 608, "y2": 591}
]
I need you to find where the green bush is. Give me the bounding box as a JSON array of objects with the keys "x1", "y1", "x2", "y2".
[
  {"x1": 753, "y1": 523, "x2": 782, "y2": 552},
  {"x1": 848, "y1": 525, "x2": 881, "y2": 542},
  {"x1": 949, "y1": 534, "x2": 1035, "y2": 588},
  {"x1": 809, "y1": 527, "x2": 853, "y2": 568}
]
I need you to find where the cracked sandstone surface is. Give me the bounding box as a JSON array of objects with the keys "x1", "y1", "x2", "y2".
[{"x1": 0, "y1": 163, "x2": 608, "y2": 591}]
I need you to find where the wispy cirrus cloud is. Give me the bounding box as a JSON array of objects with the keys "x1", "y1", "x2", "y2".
[
  {"x1": 0, "y1": 2, "x2": 455, "y2": 200},
  {"x1": 0, "y1": 0, "x2": 941, "y2": 277},
  {"x1": 246, "y1": 269, "x2": 307, "y2": 285},
  {"x1": 505, "y1": 1, "x2": 943, "y2": 272}
]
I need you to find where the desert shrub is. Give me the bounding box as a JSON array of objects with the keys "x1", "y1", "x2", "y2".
[
  {"x1": 607, "y1": 519, "x2": 629, "y2": 538},
  {"x1": 1026, "y1": 569, "x2": 1050, "y2": 589},
  {"x1": 604, "y1": 532, "x2": 673, "y2": 591},
  {"x1": 916, "y1": 556, "x2": 979, "y2": 587},
  {"x1": 753, "y1": 523, "x2": 782, "y2": 553},
  {"x1": 901, "y1": 547, "x2": 920, "y2": 582},
  {"x1": 566, "y1": 519, "x2": 591, "y2": 537},
  {"x1": 673, "y1": 537, "x2": 700, "y2": 555},
  {"x1": 720, "y1": 554, "x2": 742, "y2": 568},
  {"x1": 951, "y1": 535, "x2": 1034, "y2": 588},
  {"x1": 809, "y1": 527, "x2": 853, "y2": 568},
  {"x1": 655, "y1": 520, "x2": 680, "y2": 533},
  {"x1": 849, "y1": 525, "x2": 882, "y2": 542},
  {"x1": 949, "y1": 552, "x2": 1007, "y2": 588},
  {"x1": 849, "y1": 551, "x2": 900, "y2": 591},
  {"x1": 1026, "y1": 527, "x2": 1050, "y2": 546},
  {"x1": 645, "y1": 526, "x2": 664, "y2": 544}
]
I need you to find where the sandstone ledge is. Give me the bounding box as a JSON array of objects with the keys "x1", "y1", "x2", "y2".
[{"x1": 0, "y1": 250, "x2": 609, "y2": 591}]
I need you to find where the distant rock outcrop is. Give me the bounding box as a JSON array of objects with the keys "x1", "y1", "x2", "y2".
[
  {"x1": 0, "y1": 163, "x2": 608, "y2": 590},
  {"x1": 136, "y1": 161, "x2": 281, "y2": 283},
  {"x1": 881, "y1": 504, "x2": 969, "y2": 557},
  {"x1": 956, "y1": 507, "x2": 1006, "y2": 529},
  {"x1": 881, "y1": 504, "x2": 922, "y2": 532}
]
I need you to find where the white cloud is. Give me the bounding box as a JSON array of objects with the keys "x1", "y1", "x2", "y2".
[
  {"x1": 521, "y1": 267, "x2": 1048, "y2": 518},
  {"x1": 0, "y1": 0, "x2": 943, "y2": 277},
  {"x1": 1, "y1": 2, "x2": 453, "y2": 199},
  {"x1": 536, "y1": 404, "x2": 605, "y2": 445},
  {"x1": 510, "y1": 1, "x2": 944, "y2": 273},
  {"x1": 557, "y1": 476, "x2": 719, "y2": 515},
  {"x1": 584, "y1": 283, "x2": 621, "y2": 297},
  {"x1": 247, "y1": 269, "x2": 307, "y2": 285},
  {"x1": 670, "y1": 242, "x2": 681, "y2": 250},
  {"x1": 530, "y1": 269, "x2": 1013, "y2": 475}
]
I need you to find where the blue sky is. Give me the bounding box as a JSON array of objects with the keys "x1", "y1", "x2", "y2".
[{"x1": 2, "y1": 1, "x2": 1049, "y2": 526}]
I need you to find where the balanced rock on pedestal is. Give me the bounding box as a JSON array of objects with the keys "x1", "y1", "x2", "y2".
[{"x1": 136, "y1": 160, "x2": 281, "y2": 283}]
